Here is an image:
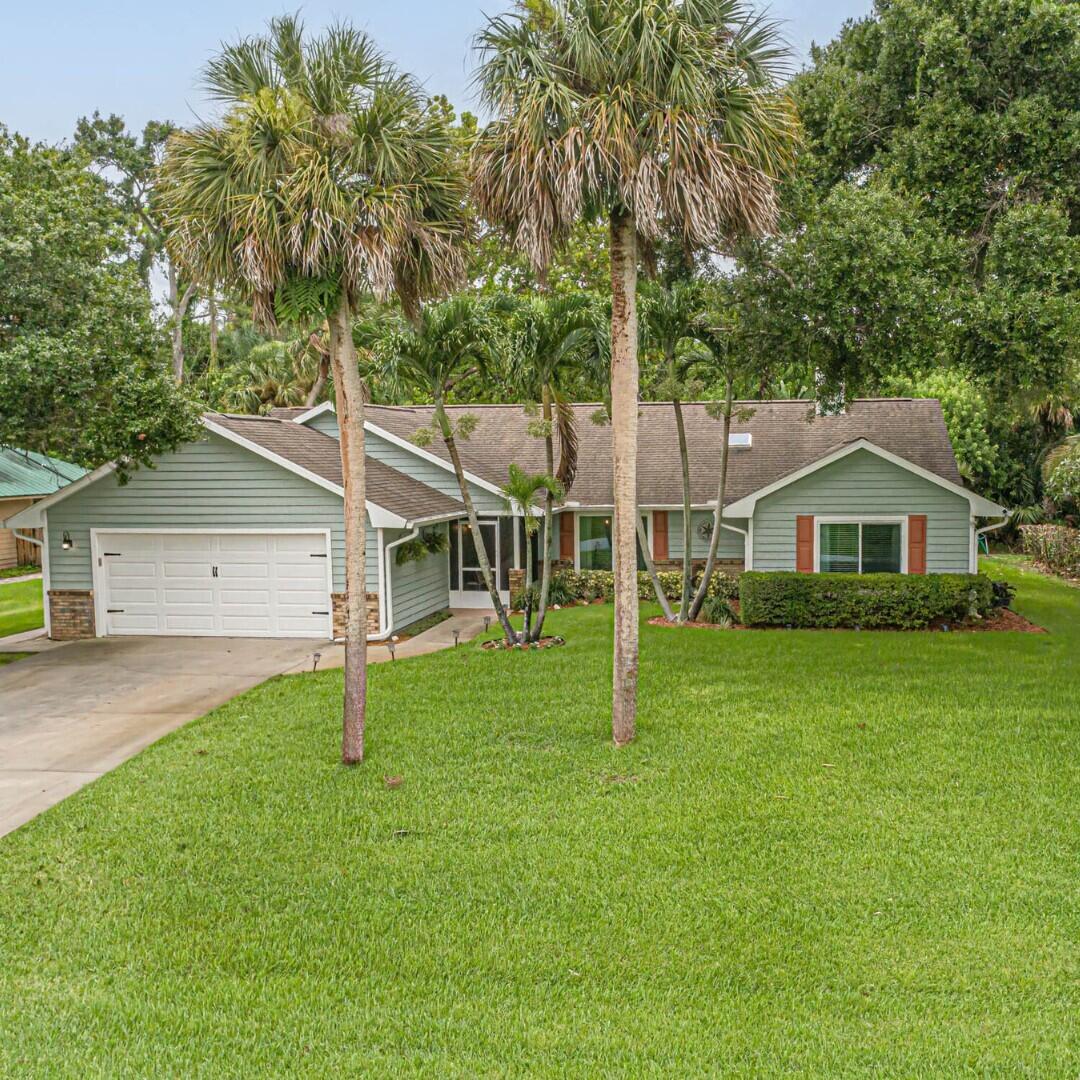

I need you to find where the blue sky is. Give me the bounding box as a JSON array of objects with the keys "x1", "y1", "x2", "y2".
[{"x1": 3, "y1": 1, "x2": 872, "y2": 145}]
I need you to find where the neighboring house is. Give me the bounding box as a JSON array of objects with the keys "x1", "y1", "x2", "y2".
[
  {"x1": 0, "y1": 448, "x2": 86, "y2": 570},
  {"x1": 4, "y1": 398, "x2": 1006, "y2": 641}
]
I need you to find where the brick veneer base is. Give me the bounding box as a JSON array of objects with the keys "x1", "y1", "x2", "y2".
[
  {"x1": 332, "y1": 592, "x2": 381, "y2": 638},
  {"x1": 48, "y1": 590, "x2": 96, "y2": 640}
]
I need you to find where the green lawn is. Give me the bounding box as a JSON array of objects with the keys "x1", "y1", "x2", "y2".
[
  {"x1": 0, "y1": 559, "x2": 1077, "y2": 1075},
  {"x1": 0, "y1": 652, "x2": 29, "y2": 666},
  {"x1": 0, "y1": 577, "x2": 43, "y2": 637}
]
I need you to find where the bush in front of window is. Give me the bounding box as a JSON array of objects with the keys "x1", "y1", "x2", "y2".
[
  {"x1": 739, "y1": 572, "x2": 994, "y2": 630},
  {"x1": 513, "y1": 568, "x2": 739, "y2": 608}
]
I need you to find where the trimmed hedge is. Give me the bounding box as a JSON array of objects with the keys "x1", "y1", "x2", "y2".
[
  {"x1": 1020, "y1": 524, "x2": 1080, "y2": 577},
  {"x1": 739, "y1": 572, "x2": 994, "y2": 630}
]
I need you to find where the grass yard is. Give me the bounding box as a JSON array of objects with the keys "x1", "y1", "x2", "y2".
[
  {"x1": 0, "y1": 577, "x2": 43, "y2": 637},
  {"x1": 0, "y1": 559, "x2": 1077, "y2": 1075},
  {"x1": 0, "y1": 652, "x2": 29, "y2": 666}
]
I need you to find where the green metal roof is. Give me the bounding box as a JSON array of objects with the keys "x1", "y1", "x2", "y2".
[{"x1": 0, "y1": 447, "x2": 87, "y2": 499}]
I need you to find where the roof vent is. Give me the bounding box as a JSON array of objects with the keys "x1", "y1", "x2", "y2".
[{"x1": 728, "y1": 433, "x2": 752, "y2": 448}]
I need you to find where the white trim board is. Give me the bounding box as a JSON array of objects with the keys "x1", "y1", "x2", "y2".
[
  {"x1": 292, "y1": 401, "x2": 336, "y2": 425},
  {"x1": 723, "y1": 439, "x2": 1007, "y2": 518}
]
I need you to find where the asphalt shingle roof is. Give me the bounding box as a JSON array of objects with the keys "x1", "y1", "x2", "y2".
[
  {"x1": 363, "y1": 398, "x2": 964, "y2": 506},
  {"x1": 208, "y1": 414, "x2": 465, "y2": 523}
]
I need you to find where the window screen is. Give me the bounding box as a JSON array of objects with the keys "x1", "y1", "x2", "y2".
[{"x1": 819, "y1": 521, "x2": 902, "y2": 574}]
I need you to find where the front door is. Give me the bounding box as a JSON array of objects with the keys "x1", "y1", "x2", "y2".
[{"x1": 449, "y1": 520, "x2": 507, "y2": 609}]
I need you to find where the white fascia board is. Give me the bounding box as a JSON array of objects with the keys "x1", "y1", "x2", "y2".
[
  {"x1": 3, "y1": 462, "x2": 118, "y2": 528},
  {"x1": 202, "y1": 418, "x2": 406, "y2": 528},
  {"x1": 363, "y1": 420, "x2": 507, "y2": 499},
  {"x1": 723, "y1": 439, "x2": 1007, "y2": 518},
  {"x1": 292, "y1": 401, "x2": 336, "y2": 425}
]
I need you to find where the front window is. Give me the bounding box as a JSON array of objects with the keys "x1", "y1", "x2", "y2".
[
  {"x1": 577, "y1": 514, "x2": 650, "y2": 571},
  {"x1": 819, "y1": 521, "x2": 902, "y2": 574}
]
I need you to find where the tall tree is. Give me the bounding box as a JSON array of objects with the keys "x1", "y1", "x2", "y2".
[
  {"x1": 382, "y1": 297, "x2": 519, "y2": 646},
  {"x1": 73, "y1": 113, "x2": 204, "y2": 382},
  {"x1": 0, "y1": 128, "x2": 197, "y2": 468},
  {"x1": 159, "y1": 17, "x2": 466, "y2": 764},
  {"x1": 473, "y1": 0, "x2": 796, "y2": 744}
]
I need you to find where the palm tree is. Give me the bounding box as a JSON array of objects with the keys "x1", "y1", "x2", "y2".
[
  {"x1": 159, "y1": 16, "x2": 466, "y2": 764},
  {"x1": 473, "y1": 0, "x2": 796, "y2": 745},
  {"x1": 382, "y1": 296, "x2": 519, "y2": 645},
  {"x1": 686, "y1": 309, "x2": 747, "y2": 621},
  {"x1": 643, "y1": 280, "x2": 705, "y2": 621},
  {"x1": 509, "y1": 294, "x2": 601, "y2": 641},
  {"x1": 226, "y1": 340, "x2": 316, "y2": 414},
  {"x1": 502, "y1": 464, "x2": 564, "y2": 639}
]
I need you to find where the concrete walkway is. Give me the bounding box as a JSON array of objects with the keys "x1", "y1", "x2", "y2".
[
  {"x1": 0, "y1": 572, "x2": 42, "y2": 586},
  {"x1": 0, "y1": 635, "x2": 329, "y2": 838},
  {"x1": 282, "y1": 609, "x2": 489, "y2": 674}
]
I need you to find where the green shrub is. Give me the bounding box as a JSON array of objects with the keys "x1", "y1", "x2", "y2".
[
  {"x1": 1020, "y1": 524, "x2": 1080, "y2": 577},
  {"x1": 698, "y1": 594, "x2": 737, "y2": 626},
  {"x1": 511, "y1": 573, "x2": 577, "y2": 610},
  {"x1": 739, "y1": 572, "x2": 993, "y2": 630},
  {"x1": 637, "y1": 568, "x2": 738, "y2": 603}
]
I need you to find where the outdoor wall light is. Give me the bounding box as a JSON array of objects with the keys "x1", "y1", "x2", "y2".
[{"x1": 61, "y1": 531, "x2": 73, "y2": 550}]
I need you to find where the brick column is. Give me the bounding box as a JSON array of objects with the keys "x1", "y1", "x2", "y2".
[
  {"x1": 332, "y1": 592, "x2": 380, "y2": 638},
  {"x1": 48, "y1": 590, "x2": 95, "y2": 640}
]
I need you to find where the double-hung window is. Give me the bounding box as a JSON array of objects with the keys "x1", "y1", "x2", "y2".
[{"x1": 818, "y1": 520, "x2": 903, "y2": 574}]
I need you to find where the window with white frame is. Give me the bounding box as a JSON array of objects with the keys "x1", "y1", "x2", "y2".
[
  {"x1": 818, "y1": 519, "x2": 903, "y2": 574},
  {"x1": 577, "y1": 513, "x2": 650, "y2": 571}
]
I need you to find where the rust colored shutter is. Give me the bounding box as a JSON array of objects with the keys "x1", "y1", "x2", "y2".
[
  {"x1": 559, "y1": 513, "x2": 575, "y2": 562},
  {"x1": 908, "y1": 514, "x2": 927, "y2": 574},
  {"x1": 795, "y1": 515, "x2": 815, "y2": 573},
  {"x1": 652, "y1": 511, "x2": 669, "y2": 561}
]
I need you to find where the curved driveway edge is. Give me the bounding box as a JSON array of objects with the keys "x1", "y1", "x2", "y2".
[{"x1": 0, "y1": 636, "x2": 326, "y2": 838}]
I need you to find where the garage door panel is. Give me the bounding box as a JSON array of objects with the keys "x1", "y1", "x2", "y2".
[{"x1": 99, "y1": 532, "x2": 331, "y2": 638}]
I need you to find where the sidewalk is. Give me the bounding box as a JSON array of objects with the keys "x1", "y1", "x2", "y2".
[
  {"x1": 0, "y1": 572, "x2": 42, "y2": 586},
  {"x1": 283, "y1": 609, "x2": 489, "y2": 674}
]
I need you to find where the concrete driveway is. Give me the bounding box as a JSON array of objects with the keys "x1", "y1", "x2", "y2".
[{"x1": 0, "y1": 636, "x2": 327, "y2": 838}]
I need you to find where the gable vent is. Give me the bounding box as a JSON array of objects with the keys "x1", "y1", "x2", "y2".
[{"x1": 728, "y1": 433, "x2": 752, "y2": 448}]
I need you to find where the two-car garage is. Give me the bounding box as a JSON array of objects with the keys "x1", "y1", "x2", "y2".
[{"x1": 92, "y1": 531, "x2": 333, "y2": 639}]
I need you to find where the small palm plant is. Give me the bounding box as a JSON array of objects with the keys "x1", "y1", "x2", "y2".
[
  {"x1": 502, "y1": 464, "x2": 564, "y2": 641},
  {"x1": 381, "y1": 296, "x2": 519, "y2": 645},
  {"x1": 507, "y1": 295, "x2": 603, "y2": 639}
]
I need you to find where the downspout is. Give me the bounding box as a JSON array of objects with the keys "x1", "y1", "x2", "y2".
[
  {"x1": 370, "y1": 527, "x2": 419, "y2": 641},
  {"x1": 973, "y1": 516, "x2": 1009, "y2": 571},
  {"x1": 719, "y1": 521, "x2": 749, "y2": 572}
]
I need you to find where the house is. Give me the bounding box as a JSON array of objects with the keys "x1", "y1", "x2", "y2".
[
  {"x1": 0, "y1": 448, "x2": 86, "y2": 570},
  {"x1": 4, "y1": 398, "x2": 1007, "y2": 641}
]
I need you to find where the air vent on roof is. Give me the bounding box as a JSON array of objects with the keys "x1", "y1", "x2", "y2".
[{"x1": 728, "y1": 433, "x2": 752, "y2": 448}]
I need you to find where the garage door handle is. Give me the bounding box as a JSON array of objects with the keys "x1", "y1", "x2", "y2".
[{"x1": 212, "y1": 566, "x2": 219, "y2": 577}]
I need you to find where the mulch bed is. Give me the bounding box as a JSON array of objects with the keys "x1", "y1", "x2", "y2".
[
  {"x1": 481, "y1": 636, "x2": 566, "y2": 651},
  {"x1": 648, "y1": 607, "x2": 1046, "y2": 634}
]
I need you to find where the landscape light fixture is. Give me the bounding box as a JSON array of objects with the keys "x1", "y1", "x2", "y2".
[
  {"x1": 387, "y1": 641, "x2": 396, "y2": 660},
  {"x1": 452, "y1": 629, "x2": 460, "y2": 647},
  {"x1": 483, "y1": 616, "x2": 491, "y2": 633}
]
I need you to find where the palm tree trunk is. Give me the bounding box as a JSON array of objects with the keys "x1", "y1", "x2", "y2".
[
  {"x1": 208, "y1": 291, "x2": 219, "y2": 372},
  {"x1": 609, "y1": 207, "x2": 639, "y2": 747},
  {"x1": 531, "y1": 384, "x2": 556, "y2": 642},
  {"x1": 673, "y1": 391, "x2": 693, "y2": 621},
  {"x1": 688, "y1": 373, "x2": 734, "y2": 620},
  {"x1": 329, "y1": 293, "x2": 367, "y2": 765},
  {"x1": 168, "y1": 263, "x2": 196, "y2": 384},
  {"x1": 636, "y1": 513, "x2": 675, "y2": 621},
  {"x1": 523, "y1": 530, "x2": 534, "y2": 640},
  {"x1": 436, "y1": 400, "x2": 518, "y2": 645}
]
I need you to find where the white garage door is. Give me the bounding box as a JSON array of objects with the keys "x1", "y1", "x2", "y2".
[{"x1": 96, "y1": 531, "x2": 332, "y2": 638}]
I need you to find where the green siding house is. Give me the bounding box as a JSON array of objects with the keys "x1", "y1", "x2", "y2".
[{"x1": 5, "y1": 398, "x2": 1005, "y2": 641}]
